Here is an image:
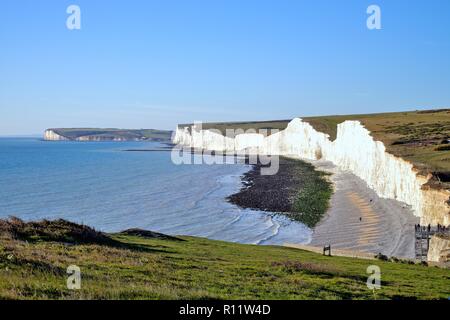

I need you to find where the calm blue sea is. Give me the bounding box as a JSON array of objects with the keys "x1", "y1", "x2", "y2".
[{"x1": 0, "y1": 138, "x2": 311, "y2": 245}]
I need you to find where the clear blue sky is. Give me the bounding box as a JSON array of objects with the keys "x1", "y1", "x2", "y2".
[{"x1": 1, "y1": 0, "x2": 450, "y2": 135}]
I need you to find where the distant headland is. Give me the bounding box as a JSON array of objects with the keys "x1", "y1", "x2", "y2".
[{"x1": 44, "y1": 128, "x2": 172, "y2": 142}]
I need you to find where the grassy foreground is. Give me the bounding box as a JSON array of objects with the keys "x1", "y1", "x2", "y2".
[{"x1": 0, "y1": 218, "x2": 448, "y2": 300}]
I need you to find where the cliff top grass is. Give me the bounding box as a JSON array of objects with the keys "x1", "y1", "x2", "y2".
[
  {"x1": 49, "y1": 128, "x2": 172, "y2": 141},
  {"x1": 0, "y1": 218, "x2": 448, "y2": 300},
  {"x1": 178, "y1": 120, "x2": 292, "y2": 137}
]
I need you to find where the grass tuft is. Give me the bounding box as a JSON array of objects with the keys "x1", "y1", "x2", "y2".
[{"x1": 0, "y1": 217, "x2": 116, "y2": 246}]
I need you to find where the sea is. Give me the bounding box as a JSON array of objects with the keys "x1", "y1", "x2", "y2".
[{"x1": 0, "y1": 138, "x2": 311, "y2": 245}]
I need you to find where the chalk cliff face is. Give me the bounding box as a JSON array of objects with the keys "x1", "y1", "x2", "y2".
[
  {"x1": 44, "y1": 130, "x2": 69, "y2": 141},
  {"x1": 75, "y1": 136, "x2": 128, "y2": 142},
  {"x1": 173, "y1": 118, "x2": 450, "y2": 226},
  {"x1": 427, "y1": 235, "x2": 450, "y2": 264}
]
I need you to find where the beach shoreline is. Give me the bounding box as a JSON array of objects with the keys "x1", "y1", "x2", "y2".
[
  {"x1": 228, "y1": 154, "x2": 418, "y2": 259},
  {"x1": 127, "y1": 144, "x2": 418, "y2": 258},
  {"x1": 308, "y1": 159, "x2": 418, "y2": 259}
]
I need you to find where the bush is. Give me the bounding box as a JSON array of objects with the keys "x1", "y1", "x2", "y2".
[
  {"x1": 390, "y1": 256, "x2": 400, "y2": 263},
  {"x1": 0, "y1": 217, "x2": 117, "y2": 246},
  {"x1": 375, "y1": 253, "x2": 389, "y2": 261},
  {"x1": 435, "y1": 145, "x2": 450, "y2": 151}
]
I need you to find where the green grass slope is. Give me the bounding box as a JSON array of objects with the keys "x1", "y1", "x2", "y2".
[{"x1": 0, "y1": 218, "x2": 448, "y2": 300}]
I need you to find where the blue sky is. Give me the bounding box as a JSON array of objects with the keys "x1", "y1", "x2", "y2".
[{"x1": 1, "y1": 0, "x2": 450, "y2": 135}]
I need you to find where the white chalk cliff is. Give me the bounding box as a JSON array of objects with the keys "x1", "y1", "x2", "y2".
[
  {"x1": 173, "y1": 118, "x2": 450, "y2": 226},
  {"x1": 44, "y1": 130, "x2": 69, "y2": 141}
]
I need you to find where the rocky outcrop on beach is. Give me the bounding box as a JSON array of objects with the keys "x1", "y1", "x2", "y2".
[
  {"x1": 227, "y1": 157, "x2": 332, "y2": 228},
  {"x1": 173, "y1": 118, "x2": 450, "y2": 226}
]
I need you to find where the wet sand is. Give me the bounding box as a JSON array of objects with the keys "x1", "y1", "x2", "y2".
[{"x1": 307, "y1": 160, "x2": 418, "y2": 259}]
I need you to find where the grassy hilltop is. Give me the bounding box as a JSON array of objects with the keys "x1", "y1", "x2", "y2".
[{"x1": 0, "y1": 218, "x2": 448, "y2": 300}]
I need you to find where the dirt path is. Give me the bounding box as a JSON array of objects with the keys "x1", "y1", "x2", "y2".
[{"x1": 307, "y1": 160, "x2": 418, "y2": 259}]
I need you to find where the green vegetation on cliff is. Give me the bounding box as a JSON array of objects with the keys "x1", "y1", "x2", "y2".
[{"x1": 0, "y1": 218, "x2": 448, "y2": 300}]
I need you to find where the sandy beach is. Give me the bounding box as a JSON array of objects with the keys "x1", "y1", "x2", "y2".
[
  {"x1": 229, "y1": 156, "x2": 419, "y2": 258},
  {"x1": 308, "y1": 160, "x2": 418, "y2": 259}
]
